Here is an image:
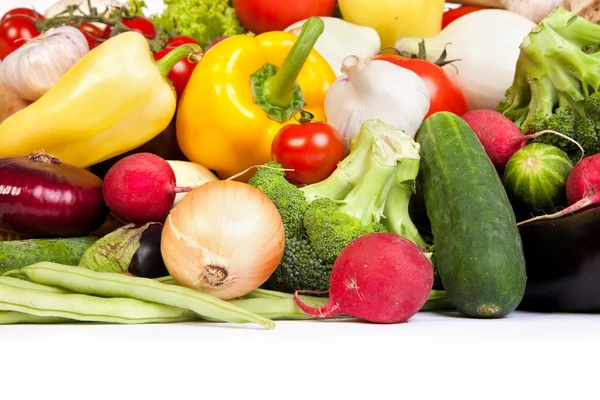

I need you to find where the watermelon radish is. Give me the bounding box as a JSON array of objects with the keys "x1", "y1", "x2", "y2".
[{"x1": 503, "y1": 143, "x2": 573, "y2": 216}]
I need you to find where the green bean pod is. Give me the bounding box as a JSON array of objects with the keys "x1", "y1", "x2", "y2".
[
  {"x1": 0, "y1": 282, "x2": 196, "y2": 324},
  {"x1": 0, "y1": 311, "x2": 71, "y2": 325},
  {"x1": 13, "y1": 262, "x2": 275, "y2": 329},
  {"x1": 0, "y1": 276, "x2": 70, "y2": 294}
]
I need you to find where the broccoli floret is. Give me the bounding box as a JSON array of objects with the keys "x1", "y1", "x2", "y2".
[
  {"x1": 247, "y1": 161, "x2": 308, "y2": 237},
  {"x1": 498, "y1": 7, "x2": 600, "y2": 159},
  {"x1": 304, "y1": 197, "x2": 387, "y2": 263},
  {"x1": 248, "y1": 120, "x2": 426, "y2": 293},
  {"x1": 266, "y1": 236, "x2": 332, "y2": 293}
]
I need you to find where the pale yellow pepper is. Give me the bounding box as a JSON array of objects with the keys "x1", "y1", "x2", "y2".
[{"x1": 338, "y1": 0, "x2": 446, "y2": 49}]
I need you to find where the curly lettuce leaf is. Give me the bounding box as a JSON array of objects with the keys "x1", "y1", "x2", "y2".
[{"x1": 150, "y1": 0, "x2": 246, "y2": 48}]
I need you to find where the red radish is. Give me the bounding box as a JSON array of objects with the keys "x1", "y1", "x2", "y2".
[
  {"x1": 0, "y1": 152, "x2": 107, "y2": 237},
  {"x1": 102, "y1": 153, "x2": 192, "y2": 224},
  {"x1": 461, "y1": 109, "x2": 527, "y2": 169},
  {"x1": 518, "y1": 153, "x2": 600, "y2": 225},
  {"x1": 461, "y1": 109, "x2": 580, "y2": 170},
  {"x1": 294, "y1": 233, "x2": 434, "y2": 323}
]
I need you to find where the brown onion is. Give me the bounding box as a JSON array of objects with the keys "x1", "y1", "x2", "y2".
[
  {"x1": 0, "y1": 152, "x2": 108, "y2": 237},
  {"x1": 161, "y1": 180, "x2": 285, "y2": 300}
]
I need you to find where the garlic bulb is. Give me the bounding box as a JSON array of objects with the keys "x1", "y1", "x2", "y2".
[
  {"x1": 285, "y1": 17, "x2": 381, "y2": 77},
  {"x1": 0, "y1": 26, "x2": 89, "y2": 101},
  {"x1": 324, "y1": 55, "x2": 430, "y2": 149},
  {"x1": 501, "y1": 0, "x2": 565, "y2": 22}
]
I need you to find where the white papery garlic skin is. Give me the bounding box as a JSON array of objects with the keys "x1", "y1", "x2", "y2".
[{"x1": 0, "y1": 26, "x2": 89, "y2": 101}]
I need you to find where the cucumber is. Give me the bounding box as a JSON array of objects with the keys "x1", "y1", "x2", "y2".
[
  {"x1": 503, "y1": 143, "x2": 573, "y2": 215},
  {"x1": 416, "y1": 112, "x2": 526, "y2": 318},
  {"x1": 0, "y1": 237, "x2": 98, "y2": 275}
]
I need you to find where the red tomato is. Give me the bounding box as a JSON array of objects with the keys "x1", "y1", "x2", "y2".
[
  {"x1": 441, "y1": 6, "x2": 485, "y2": 29},
  {"x1": 1, "y1": 8, "x2": 44, "y2": 22},
  {"x1": 153, "y1": 47, "x2": 198, "y2": 101},
  {"x1": 77, "y1": 22, "x2": 104, "y2": 50},
  {"x1": 165, "y1": 35, "x2": 198, "y2": 48},
  {"x1": 233, "y1": 0, "x2": 336, "y2": 34},
  {"x1": 103, "y1": 16, "x2": 156, "y2": 40},
  {"x1": 374, "y1": 54, "x2": 469, "y2": 118},
  {"x1": 0, "y1": 16, "x2": 40, "y2": 60},
  {"x1": 271, "y1": 122, "x2": 345, "y2": 185}
]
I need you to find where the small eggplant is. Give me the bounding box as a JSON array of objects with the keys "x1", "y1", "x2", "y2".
[
  {"x1": 79, "y1": 222, "x2": 169, "y2": 279},
  {"x1": 518, "y1": 205, "x2": 600, "y2": 312}
]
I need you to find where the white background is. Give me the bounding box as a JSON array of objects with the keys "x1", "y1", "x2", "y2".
[{"x1": 1, "y1": 1, "x2": 600, "y2": 399}]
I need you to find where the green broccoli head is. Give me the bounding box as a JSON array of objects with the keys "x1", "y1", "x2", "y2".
[
  {"x1": 247, "y1": 161, "x2": 308, "y2": 238},
  {"x1": 265, "y1": 236, "x2": 332, "y2": 293},
  {"x1": 498, "y1": 7, "x2": 600, "y2": 160},
  {"x1": 303, "y1": 197, "x2": 387, "y2": 264}
]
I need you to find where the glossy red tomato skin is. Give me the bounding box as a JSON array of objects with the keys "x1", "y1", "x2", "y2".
[
  {"x1": 233, "y1": 0, "x2": 336, "y2": 34},
  {"x1": 1, "y1": 8, "x2": 45, "y2": 22},
  {"x1": 103, "y1": 16, "x2": 156, "y2": 40},
  {"x1": 0, "y1": 16, "x2": 40, "y2": 60},
  {"x1": 77, "y1": 22, "x2": 104, "y2": 50},
  {"x1": 165, "y1": 35, "x2": 198, "y2": 48},
  {"x1": 153, "y1": 47, "x2": 198, "y2": 101},
  {"x1": 271, "y1": 122, "x2": 345, "y2": 185},
  {"x1": 441, "y1": 6, "x2": 484, "y2": 29},
  {"x1": 374, "y1": 54, "x2": 469, "y2": 118}
]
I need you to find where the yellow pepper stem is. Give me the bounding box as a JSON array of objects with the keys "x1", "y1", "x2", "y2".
[
  {"x1": 263, "y1": 17, "x2": 325, "y2": 108},
  {"x1": 155, "y1": 44, "x2": 203, "y2": 78}
]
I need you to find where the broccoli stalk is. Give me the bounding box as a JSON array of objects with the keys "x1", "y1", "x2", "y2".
[
  {"x1": 498, "y1": 6, "x2": 600, "y2": 160},
  {"x1": 383, "y1": 150, "x2": 427, "y2": 250},
  {"x1": 299, "y1": 120, "x2": 374, "y2": 203},
  {"x1": 248, "y1": 120, "x2": 427, "y2": 292}
]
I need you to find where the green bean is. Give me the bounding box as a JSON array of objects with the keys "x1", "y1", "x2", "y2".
[
  {"x1": 13, "y1": 262, "x2": 275, "y2": 329},
  {"x1": 0, "y1": 311, "x2": 71, "y2": 325},
  {"x1": 154, "y1": 276, "x2": 178, "y2": 285},
  {"x1": 229, "y1": 297, "x2": 329, "y2": 321},
  {"x1": 0, "y1": 276, "x2": 70, "y2": 294},
  {"x1": 0, "y1": 282, "x2": 196, "y2": 324}
]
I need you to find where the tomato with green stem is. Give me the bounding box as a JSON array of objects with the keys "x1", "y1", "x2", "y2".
[
  {"x1": 271, "y1": 120, "x2": 345, "y2": 185},
  {"x1": 374, "y1": 44, "x2": 469, "y2": 118},
  {"x1": 103, "y1": 16, "x2": 156, "y2": 40},
  {"x1": 0, "y1": 15, "x2": 40, "y2": 60},
  {"x1": 154, "y1": 36, "x2": 201, "y2": 100},
  {"x1": 77, "y1": 22, "x2": 104, "y2": 50}
]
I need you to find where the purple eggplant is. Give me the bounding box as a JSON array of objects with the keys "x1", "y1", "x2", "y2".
[{"x1": 518, "y1": 205, "x2": 600, "y2": 312}]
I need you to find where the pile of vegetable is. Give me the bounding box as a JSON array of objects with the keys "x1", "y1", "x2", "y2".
[{"x1": 3, "y1": 0, "x2": 600, "y2": 328}]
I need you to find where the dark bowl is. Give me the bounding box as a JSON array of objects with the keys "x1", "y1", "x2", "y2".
[{"x1": 518, "y1": 205, "x2": 600, "y2": 312}]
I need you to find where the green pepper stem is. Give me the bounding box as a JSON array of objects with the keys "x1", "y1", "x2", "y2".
[
  {"x1": 263, "y1": 17, "x2": 324, "y2": 108},
  {"x1": 155, "y1": 44, "x2": 203, "y2": 78}
]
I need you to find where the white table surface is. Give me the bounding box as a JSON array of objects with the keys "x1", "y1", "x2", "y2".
[{"x1": 2, "y1": 1, "x2": 599, "y2": 399}]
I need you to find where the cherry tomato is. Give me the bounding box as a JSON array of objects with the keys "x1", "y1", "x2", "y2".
[
  {"x1": 374, "y1": 54, "x2": 469, "y2": 118},
  {"x1": 442, "y1": 6, "x2": 485, "y2": 29},
  {"x1": 153, "y1": 46, "x2": 198, "y2": 101},
  {"x1": 103, "y1": 16, "x2": 156, "y2": 40},
  {"x1": 165, "y1": 35, "x2": 198, "y2": 48},
  {"x1": 77, "y1": 22, "x2": 104, "y2": 50},
  {"x1": 233, "y1": 0, "x2": 336, "y2": 34},
  {"x1": 271, "y1": 122, "x2": 345, "y2": 185},
  {"x1": 1, "y1": 8, "x2": 44, "y2": 22},
  {"x1": 0, "y1": 15, "x2": 40, "y2": 60}
]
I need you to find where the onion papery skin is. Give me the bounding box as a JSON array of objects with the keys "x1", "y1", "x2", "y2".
[
  {"x1": 161, "y1": 180, "x2": 285, "y2": 300},
  {"x1": 0, "y1": 152, "x2": 108, "y2": 237}
]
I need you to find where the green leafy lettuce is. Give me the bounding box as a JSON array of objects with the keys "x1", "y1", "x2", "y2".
[{"x1": 149, "y1": 0, "x2": 247, "y2": 48}]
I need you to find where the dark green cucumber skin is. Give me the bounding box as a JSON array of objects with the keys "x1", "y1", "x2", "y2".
[
  {"x1": 0, "y1": 237, "x2": 98, "y2": 275},
  {"x1": 417, "y1": 112, "x2": 527, "y2": 318}
]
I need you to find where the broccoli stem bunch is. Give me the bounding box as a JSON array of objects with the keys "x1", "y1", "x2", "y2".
[
  {"x1": 498, "y1": 6, "x2": 600, "y2": 160},
  {"x1": 248, "y1": 119, "x2": 426, "y2": 293}
]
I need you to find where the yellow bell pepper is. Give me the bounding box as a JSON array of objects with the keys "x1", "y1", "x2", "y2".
[
  {"x1": 176, "y1": 17, "x2": 336, "y2": 180},
  {"x1": 338, "y1": 0, "x2": 446, "y2": 49},
  {"x1": 0, "y1": 32, "x2": 200, "y2": 168}
]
